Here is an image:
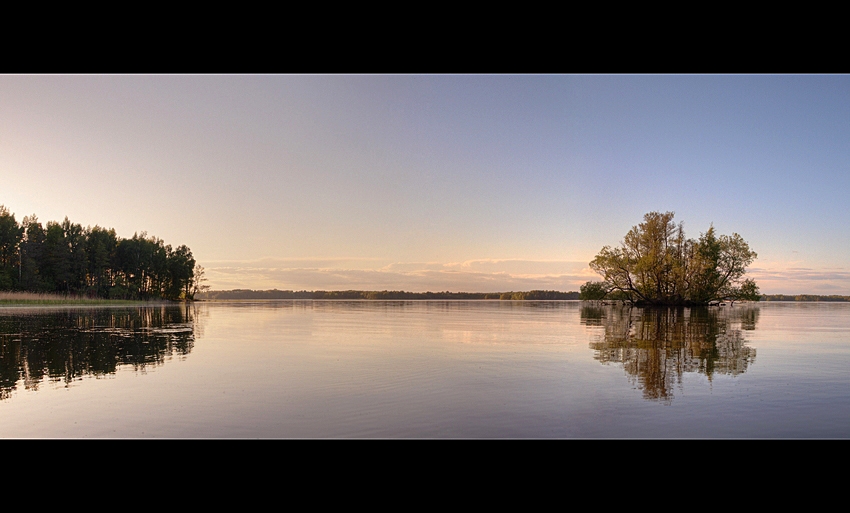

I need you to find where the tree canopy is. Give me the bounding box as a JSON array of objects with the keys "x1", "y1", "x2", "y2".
[
  {"x1": 589, "y1": 211, "x2": 759, "y2": 306},
  {"x1": 0, "y1": 205, "x2": 198, "y2": 301}
]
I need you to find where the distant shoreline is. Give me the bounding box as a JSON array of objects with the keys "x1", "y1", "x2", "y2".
[
  {"x1": 197, "y1": 289, "x2": 579, "y2": 300},
  {"x1": 4, "y1": 289, "x2": 847, "y2": 305},
  {"x1": 195, "y1": 289, "x2": 850, "y2": 302}
]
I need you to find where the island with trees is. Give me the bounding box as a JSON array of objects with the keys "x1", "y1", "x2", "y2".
[
  {"x1": 583, "y1": 211, "x2": 760, "y2": 306},
  {"x1": 0, "y1": 205, "x2": 202, "y2": 301}
]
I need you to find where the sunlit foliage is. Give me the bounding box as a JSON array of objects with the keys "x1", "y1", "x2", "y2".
[{"x1": 589, "y1": 211, "x2": 759, "y2": 306}]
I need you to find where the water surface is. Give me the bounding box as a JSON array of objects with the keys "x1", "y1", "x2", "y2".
[{"x1": 0, "y1": 301, "x2": 847, "y2": 438}]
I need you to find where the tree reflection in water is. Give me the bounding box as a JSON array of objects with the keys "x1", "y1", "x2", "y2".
[
  {"x1": 0, "y1": 305, "x2": 197, "y2": 400},
  {"x1": 582, "y1": 304, "x2": 759, "y2": 403}
]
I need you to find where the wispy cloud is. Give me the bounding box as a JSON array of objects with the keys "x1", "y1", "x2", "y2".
[
  {"x1": 747, "y1": 267, "x2": 850, "y2": 294},
  {"x1": 203, "y1": 260, "x2": 850, "y2": 295}
]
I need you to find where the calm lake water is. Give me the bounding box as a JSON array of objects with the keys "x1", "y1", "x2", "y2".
[{"x1": 1, "y1": 300, "x2": 848, "y2": 438}]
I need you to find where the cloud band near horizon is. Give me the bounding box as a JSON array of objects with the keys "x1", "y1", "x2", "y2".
[{"x1": 200, "y1": 258, "x2": 850, "y2": 295}]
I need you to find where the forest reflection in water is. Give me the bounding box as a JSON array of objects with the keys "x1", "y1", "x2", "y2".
[
  {"x1": 582, "y1": 304, "x2": 759, "y2": 403},
  {"x1": 0, "y1": 306, "x2": 197, "y2": 400}
]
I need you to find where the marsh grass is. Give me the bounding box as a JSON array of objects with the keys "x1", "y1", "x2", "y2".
[{"x1": 0, "y1": 291, "x2": 165, "y2": 305}]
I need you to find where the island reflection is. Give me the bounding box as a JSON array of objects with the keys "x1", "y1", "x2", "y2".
[
  {"x1": 0, "y1": 305, "x2": 196, "y2": 400},
  {"x1": 583, "y1": 304, "x2": 758, "y2": 403}
]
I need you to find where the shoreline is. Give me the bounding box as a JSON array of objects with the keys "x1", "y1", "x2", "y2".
[{"x1": 0, "y1": 299, "x2": 176, "y2": 308}]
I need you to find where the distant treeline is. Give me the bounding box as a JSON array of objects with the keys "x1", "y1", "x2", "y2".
[
  {"x1": 196, "y1": 289, "x2": 850, "y2": 302},
  {"x1": 197, "y1": 289, "x2": 581, "y2": 300},
  {"x1": 761, "y1": 294, "x2": 850, "y2": 302},
  {"x1": 0, "y1": 206, "x2": 199, "y2": 301}
]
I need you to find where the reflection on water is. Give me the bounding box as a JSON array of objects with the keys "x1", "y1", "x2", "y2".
[
  {"x1": 0, "y1": 305, "x2": 196, "y2": 400},
  {"x1": 583, "y1": 304, "x2": 759, "y2": 403},
  {"x1": 1, "y1": 300, "x2": 848, "y2": 438}
]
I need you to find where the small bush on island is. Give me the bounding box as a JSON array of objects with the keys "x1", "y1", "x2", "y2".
[
  {"x1": 589, "y1": 211, "x2": 760, "y2": 306},
  {"x1": 579, "y1": 281, "x2": 609, "y2": 300}
]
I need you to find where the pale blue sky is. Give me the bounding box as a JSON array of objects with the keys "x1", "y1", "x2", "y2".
[{"x1": 2, "y1": 74, "x2": 849, "y2": 293}]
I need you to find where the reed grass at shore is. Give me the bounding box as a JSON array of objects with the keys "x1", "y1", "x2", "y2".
[{"x1": 0, "y1": 291, "x2": 166, "y2": 305}]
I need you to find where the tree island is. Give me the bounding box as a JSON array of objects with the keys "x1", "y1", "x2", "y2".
[{"x1": 585, "y1": 211, "x2": 760, "y2": 306}]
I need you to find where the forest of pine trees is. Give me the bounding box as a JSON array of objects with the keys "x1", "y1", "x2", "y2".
[{"x1": 0, "y1": 205, "x2": 198, "y2": 301}]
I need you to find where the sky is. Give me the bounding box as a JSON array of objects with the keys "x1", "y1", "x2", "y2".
[{"x1": 2, "y1": 74, "x2": 849, "y2": 294}]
